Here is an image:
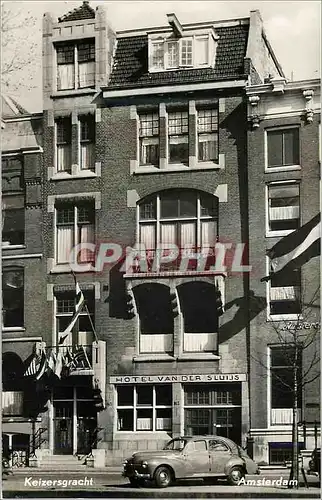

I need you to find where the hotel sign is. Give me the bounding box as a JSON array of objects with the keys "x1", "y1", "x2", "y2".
[{"x1": 110, "y1": 373, "x2": 247, "y2": 384}]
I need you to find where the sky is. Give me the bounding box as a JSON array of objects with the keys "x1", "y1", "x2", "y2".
[{"x1": 1, "y1": 0, "x2": 321, "y2": 113}]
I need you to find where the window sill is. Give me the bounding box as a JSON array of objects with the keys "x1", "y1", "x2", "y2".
[
  {"x1": 265, "y1": 165, "x2": 301, "y2": 173},
  {"x1": 178, "y1": 353, "x2": 220, "y2": 361},
  {"x1": 134, "y1": 162, "x2": 223, "y2": 175},
  {"x1": 115, "y1": 431, "x2": 171, "y2": 436},
  {"x1": 50, "y1": 264, "x2": 96, "y2": 274},
  {"x1": 2, "y1": 244, "x2": 26, "y2": 250},
  {"x1": 51, "y1": 88, "x2": 97, "y2": 98},
  {"x1": 266, "y1": 229, "x2": 295, "y2": 238},
  {"x1": 49, "y1": 170, "x2": 98, "y2": 181},
  {"x1": 267, "y1": 314, "x2": 303, "y2": 322},
  {"x1": 2, "y1": 327, "x2": 26, "y2": 332},
  {"x1": 133, "y1": 354, "x2": 175, "y2": 362}
]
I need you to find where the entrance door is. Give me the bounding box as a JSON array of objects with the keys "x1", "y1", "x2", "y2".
[{"x1": 54, "y1": 402, "x2": 73, "y2": 454}]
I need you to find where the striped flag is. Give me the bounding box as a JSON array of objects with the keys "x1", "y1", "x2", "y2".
[
  {"x1": 24, "y1": 347, "x2": 47, "y2": 380},
  {"x1": 261, "y1": 214, "x2": 321, "y2": 282},
  {"x1": 59, "y1": 281, "x2": 85, "y2": 345}
]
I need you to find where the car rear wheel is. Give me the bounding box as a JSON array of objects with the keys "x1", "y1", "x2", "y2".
[
  {"x1": 227, "y1": 466, "x2": 245, "y2": 486},
  {"x1": 154, "y1": 466, "x2": 173, "y2": 488}
]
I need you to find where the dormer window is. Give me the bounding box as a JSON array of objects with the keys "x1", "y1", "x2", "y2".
[{"x1": 149, "y1": 31, "x2": 217, "y2": 72}]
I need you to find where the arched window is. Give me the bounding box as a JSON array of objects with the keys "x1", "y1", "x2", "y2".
[{"x1": 138, "y1": 189, "x2": 218, "y2": 254}]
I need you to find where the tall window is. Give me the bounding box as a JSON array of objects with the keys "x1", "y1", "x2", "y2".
[
  {"x1": 197, "y1": 109, "x2": 219, "y2": 162},
  {"x1": 79, "y1": 115, "x2": 95, "y2": 170},
  {"x1": 2, "y1": 156, "x2": 24, "y2": 246},
  {"x1": 180, "y1": 39, "x2": 193, "y2": 66},
  {"x1": 267, "y1": 128, "x2": 300, "y2": 168},
  {"x1": 55, "y1": 202, "x2": 95, "y2": 265},
  {"x1": 139, "y1": 190, "x2": 218, "y2": 260},
  {"x1": 117, "y1": 385, "x2": 172, "y2": 432},
  {"x1": 184, "y1": 384, "x2": 241, "y2": 443},
  {"x1": 55, "y1": 289, "x2": 94, "y2": 348},
  {"x1": 139, "y1": 113, "x2": 159, "y2": 166},
  {"x1": 269, "y1": 268, "x2": 301, "y2": 317},
  {"x1": 56, "y1": 117, "x2": 72, "y2": 173},
  {"x1": 267, "y1": 183, "x2": 300, "y2": 233},
  {"x1": 56, "y1": 40, "x2": 95, "y2": 91},
  {"x1": 168, "y1": 111, "x2": 189, "y2": 164},
  {"x1": 2, "y1": 268, "x2": 24, "y2": 328},
  {"x1": 270, "y1": 346, "x2": 302, "y2": 425}
]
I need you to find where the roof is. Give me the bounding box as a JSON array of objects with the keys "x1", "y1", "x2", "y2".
[
  {"x1": 1, "y1": 95, "x2": 29, "y2": 117},
  {"x1": 58, "y1": 0, "x2": 95, "y2": 23},
  {"x1": 109, "y1": 24, "x2": 249, "y2": 90}
]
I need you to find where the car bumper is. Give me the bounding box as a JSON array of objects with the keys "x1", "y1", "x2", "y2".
[{"x1": 123, "y1": 469, "x2": 152, "y2": 480}]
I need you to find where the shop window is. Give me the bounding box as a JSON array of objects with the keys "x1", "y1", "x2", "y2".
[{"x1": 116, "y1": 385, "x2": 172, "y2": 432}]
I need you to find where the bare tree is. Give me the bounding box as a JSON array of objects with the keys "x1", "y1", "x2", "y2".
[
  {"x1": 252, "y1": 285, "x2": 320, "y2": 488},
  {"x1": 1, "y1": 2, "x2": 40, "y2": 93}
]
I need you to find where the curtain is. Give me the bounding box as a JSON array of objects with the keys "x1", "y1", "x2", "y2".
[
  {"x1": 80, "y1": 142, "x2": 94, "y2": 170},
  {"x1": 270, "y1": 286, "x2": 299, "y2": 301},
  {"x1": 161, "y1": 223, "x2": 176, "y2": 246},
  {"x1": 78, "y1": 61, "x2": 95, "y2": 88},
  {"x1": 201, "y1": 220, "x2": 217, "y2": 248},
  {"x1": 57, "y1": 64, "x2": 75, "y2": 90},
  {"x1": 57, "y1": 226, "x2": 73, "y2": 264},
  {"x1": 269, "y1": 206, "x2": 299, "y2": 220},
  {"x1": 79, "y1": 224, "x2": 95, "y2": 262},
  {"x1": 180, "y1": 223, "x2": 196, "y2": 256},
  {"x1": 57, "y1": 145, "x2": 71, "y2": 172}
]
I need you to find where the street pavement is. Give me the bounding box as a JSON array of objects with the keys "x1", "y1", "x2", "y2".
[{"x1": 2, "y1": 468, "x2": 320, "y2": 498}]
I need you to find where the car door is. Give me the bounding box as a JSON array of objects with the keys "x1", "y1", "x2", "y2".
[
  {"x1": 183, "y1": 439, "x2": 211, "y2": 476},
  {"x1": 209, "y1": 439, "x2": 233, "y2": 475}
]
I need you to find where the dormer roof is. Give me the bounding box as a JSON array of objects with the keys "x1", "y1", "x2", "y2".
[
  {"x1": 1, "y1": 95, "x2": 29, "y2": 118},
  {"x1": 58, "y1": 0, "x2": 95, "y2": 23}
]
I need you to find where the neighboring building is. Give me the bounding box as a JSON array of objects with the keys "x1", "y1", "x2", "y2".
[
  {"x1": 1, "y1": 0, "x2": 320, "y2": 469},
  {"x1": 1, "y1": 95, "x2": 45, "y2": 464},
  {"x1": 247, "y1": 79, "x2": 321, "y2": 464}
]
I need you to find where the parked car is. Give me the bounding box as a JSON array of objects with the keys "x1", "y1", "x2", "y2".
[
  {"x1": 308, "y1": 448, "x2": 320, "y2": 476},
  {"x1": 122, "y1": 435, "x2": 259, "y2": 488}
]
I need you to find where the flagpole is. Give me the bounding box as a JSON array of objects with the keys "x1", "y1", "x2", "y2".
[{"x1": 85, "y1": 303, "x2": 99, "y2": 344}]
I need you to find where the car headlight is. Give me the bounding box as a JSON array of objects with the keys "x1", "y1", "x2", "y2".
[
  {"x1": 122, "y1": 459, "x2": 128, "y2": 467},
  {"x1": 141, "y1": 461, "x2": 148, "y2": 468}
]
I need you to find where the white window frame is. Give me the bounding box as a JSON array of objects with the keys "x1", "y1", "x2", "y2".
[
  {"x1": 55, "y1": 116, "x2": 72, "y2": 174},
  {"x1": 266, "y1": 256, "x2": 302, "y2": 321},
  {"x1": 115, "y1": 385, "x2": 172, "y2": 433},
  {"x1": 264, "y1": 125, "x2": 301, "y2": 173},
  {"x1": 78, "y1": 114, "x2": 95, "y2": 172},
  {"x1": 265, "y1": 180, "x2": 300, "y2": 238},
  {"x1": 149, "y1": 33, "x2": 214, "y2": 72},
  {"x1": 139, "y1": 112, "x2": 160, "y2": 167}
]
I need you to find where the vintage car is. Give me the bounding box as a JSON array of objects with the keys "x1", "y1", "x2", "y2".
[{"x1": 122, "y1": 435, "x2": 259, "y2": 488}]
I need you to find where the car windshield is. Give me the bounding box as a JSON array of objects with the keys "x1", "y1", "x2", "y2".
[{"x1": 163, "y1": 439, "x2": 187, "y2": 451}]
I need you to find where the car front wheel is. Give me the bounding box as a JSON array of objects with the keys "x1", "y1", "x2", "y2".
[
  {"x1": 227, "y1": 466, "x2": 245, "y2": 486},
  {"x1": 154, "y1": 466, "x2": 173, "y2": 488}
]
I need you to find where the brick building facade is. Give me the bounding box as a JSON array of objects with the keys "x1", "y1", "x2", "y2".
[{"x1": 1, "y1": 1, "x2": 320, "y2": 468}]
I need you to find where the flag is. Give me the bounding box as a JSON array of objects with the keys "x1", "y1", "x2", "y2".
[
  {"x1": 46, "y1": 349, "x2": 57, "y2": 375},
  {"x1": 59, "y1": 281, "x2": 85, "y2": 345},
  {"x1": 68, "y1": 346, "x2": 92, "y2": 370},
  {"x1": 24, "y1": 347, "x2": 47, "y2": 379},
  {"x1": 54, "y1": 350, "x2": 64, "y2": 378},
  {"x1": 261, "y1": 214, "x2": 321, "y2": 282}
]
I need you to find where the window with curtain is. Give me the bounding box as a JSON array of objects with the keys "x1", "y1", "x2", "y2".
[
  {"x1": 269, "y1": 346, "x2": 302, "y2": 425},
  {"x1": 150, "y1": 35, "x2": 212, "y2": 71},
  {"x1": 117, "y1": 385, "x2": 172, "y2": 432},
  {"x1": 267, "y1": 183, "x2": 300, "y2": 233},
  {"x1": 2, "y1": 268, "x2": 24, "y2": 328},
  {"x1": 139, "y1": 113, "x2": 159, "y2": 166},
  {"x1": 56, "y1": 117, "x2": 72, "y2": 173},
  {"x1": 267, "y1": 128, "x2": 300, "y2": 168},
  {"x1": 269, "y1": 268, "x2": 301, "y2": 316},
  {"x1": 197, "y1": 109, "x2": 219, "y2": 162},
  {"x1": 55, "y1": 289, "x2": 94, "y2": 349},
  {"x1": 138, "y1": 190, "x2": 218, "y2": 270},
  {"x1": 80, "y1": 115, "x2": 95, "y2": 170},
  {"x1": 56, "y1": 202, "x2": 95, "y2": 265},
  {"x1": 168, "y1": 111, "x2": 189, "y2": 164},
  {"x1": 56, "y1": 40, "x2": 95, "y2": 91}
]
